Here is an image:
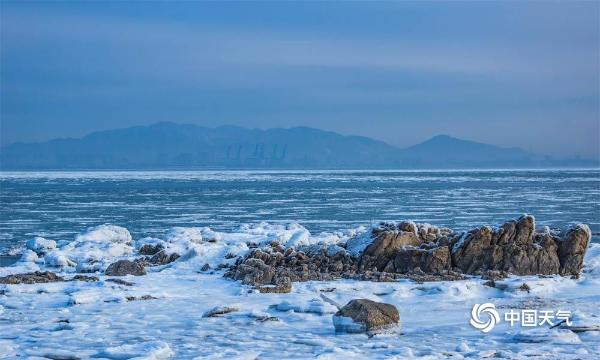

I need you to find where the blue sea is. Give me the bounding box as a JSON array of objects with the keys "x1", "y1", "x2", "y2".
[{"x1": 1, "y1": 169, "x2": 599, "y2": 253}]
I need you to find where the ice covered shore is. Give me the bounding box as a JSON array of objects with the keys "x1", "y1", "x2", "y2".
[{"x1": 1, "y1": 217, "x2": 599, "y2": 359}]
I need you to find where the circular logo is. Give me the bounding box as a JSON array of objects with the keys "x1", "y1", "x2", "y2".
[{"x1": 470, "y1": 303, "x2": 500, "y2": 333}]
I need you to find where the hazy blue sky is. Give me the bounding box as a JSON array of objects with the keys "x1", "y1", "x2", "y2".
[{"x1": 1, "y1": 1, "x2": 598, "y2": 158}]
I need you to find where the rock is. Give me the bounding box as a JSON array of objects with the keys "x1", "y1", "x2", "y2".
[
  {"x1": 333, "y1": 299, "x2": 400, "y2": 334},
  {"x1": 254, "y1": 315, "x2": 279, "y2": 322},
  {"x1": 359, "y1": 227, "x2": 421, "y2": 271},
  {"x1": 149, "y1": 250, "x2": 180, "y2": 265},
  {"x1": 105, "y1": 278, "x2": 134, "y2": 286},
  {"x1": 201, "y1": 263, "x2": 210, "y2": 272},
  {"x1": 71, "y1": 275, "x2": 99, "y2": 282},
  {"x1": 126, "y1": 295, "x2": 157, "y2": 301},
  {"x1": 258, "y1": 275, "x2": 292, "y2": 294},
  {"x1": 557, "y1": 224, "x2": 591, "y2": 276},
  {"x1": 450, "y1": 215, "x2": 589, "y2": 276},
  {"x1": 105, "y1": 260, "x2": 146, "y2": 276},
  {"x1": 383, "y1": 246, "x2": 450, "y2": 274},
  {"x1": 230, "y1": 258, "x2": 276, "y2": 286},
  {"x1": 202, "y1": 306, "x2": 240, "y2": 317},
  {"x1": 483, "y1": 279, "x2": 496, "y2": 288},
  {"x1": 481, "y1": 270, "x2": 508, "y2": 281},
  {"x1": 519, "y1": 283, "x2": 531, "y2": 293},
  {"x1": 138, "y1": 244, "x2": 163, "y2": 256},
  {"x1": 0, "y1": 271, "x2": 64, "y2": 284},
  {"x1": 559, "y1": 324, "x2": 600, "y2": 333}
]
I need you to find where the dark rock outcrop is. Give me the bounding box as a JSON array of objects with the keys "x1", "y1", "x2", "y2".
[
  {"x1": 450, "y1": 216, "x2": 590, "y2": 276},
  {"x1": 225, "y1": 247, "x2": 358, "y2": 292},
  {"x1": 149, "y1": 250, "x2": 180, "y2": 266},
  {"x1": 333, "y1": 299, "x2": 400, "y2": 334},
  {"x1": 0, "y1": 271, "x2": 64, "y2": 284},
  {"x1": 139, "y1": 244, "x2": 163, "y2": 256},
  {"x1": 105, "y1": 260, "x2": 146, "y2": 276}
]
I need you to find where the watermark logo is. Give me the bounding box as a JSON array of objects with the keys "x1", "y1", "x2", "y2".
[
  {"x1": 470, "y1": 303, "x2": 572, "y2": 332},
  {"x1": 470, "y1": 303, "x2": 500, "y2": 333}
]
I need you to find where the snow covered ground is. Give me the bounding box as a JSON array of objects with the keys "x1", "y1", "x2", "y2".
[{"x1": 1, "y1": 223, "x2": 599, "y2": 359}]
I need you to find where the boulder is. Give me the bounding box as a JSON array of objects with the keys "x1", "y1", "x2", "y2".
[
  {"x1": 359, "y1": 228, "x2": 421, "y2": 271},
  {"x1": 0, "y1": 271, "x2": 64, "y2": 284},
  {"x1": 557, "y1": 224, "x2": 591, "y2": 276},
  {"x1": 105, "y1": 260, "x2": 146, "y2": 276},
  {"x1": 333, "y1": 299, "x2": 399, "y2": 334},
  {"x1": 230, "y1": 258, "x2": 276, "y2": 286}
]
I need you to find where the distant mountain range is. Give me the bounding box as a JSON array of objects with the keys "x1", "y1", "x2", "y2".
[{"x1": 0, "y1": 122, "x2": 596, "y2": 169}]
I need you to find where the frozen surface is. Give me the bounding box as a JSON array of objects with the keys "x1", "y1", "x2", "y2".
[
  {"x1": 1, "y1": 224, "x2": 599, "y2": 359},
  {"x1": 1, "y1": 169, "x2": 598, "y2": 254}
]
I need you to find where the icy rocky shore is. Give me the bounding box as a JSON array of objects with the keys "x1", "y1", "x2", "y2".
[{"x1": 1, "y1": 215, "x2": 599, "y2": 359}]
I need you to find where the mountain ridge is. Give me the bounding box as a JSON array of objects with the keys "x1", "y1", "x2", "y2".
[{"x1": 0, "y1": 122, "x2": 596, "y2": 169}]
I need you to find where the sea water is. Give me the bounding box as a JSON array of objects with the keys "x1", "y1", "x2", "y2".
[{"x1": 1, "y1": 169, "x2": 598, "y2": 253}]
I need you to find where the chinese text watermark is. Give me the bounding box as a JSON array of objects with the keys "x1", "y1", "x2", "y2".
[{"x1": 470, "y1": 303, "x2": 572, "y2": 332}]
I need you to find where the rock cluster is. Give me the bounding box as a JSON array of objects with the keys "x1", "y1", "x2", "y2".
[
  {"x1": 359, "y1": 215, "x2": 591, "y2": 277},
  {"x1": 2, "y1": 215, "x2": 591, "y2": 292},
  {"x1": 226, "y1": 216, "x2": 591, "y2": 290},
  {"x1": 225, "y1": 246, "x2": 358, "y2": 293}
]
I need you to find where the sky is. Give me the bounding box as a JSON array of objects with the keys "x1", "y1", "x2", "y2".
[{"x1": 1, "y1": 1, "x2": 599, "y2": 159}]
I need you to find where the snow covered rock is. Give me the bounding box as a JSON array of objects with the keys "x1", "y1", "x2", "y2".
[
  {"x1": 75, "y1": 224, "x2": 132, "y2": 244},
  {"x1": 450, "y1": 215, "x2": 590, "y2": 276},
  {"x1": 226, "y1": 247, "x2": 358, "y2": 290},
  {"x1": 44, "y1": 251, "x2": 75, "y2": 267},
  {"x1": 202, "y1": 306, "x2": 240, "y2": 318},
  {"x1": 333, "y1": 299, "x2": 400, "y2": 334},
  {"x1": 557, "y1": 224, "x2": 591, "y2": 276},
  {"x1": 25, "y1": 237, "x2": 56, "y2": 255},
  {"x1": 359, "y1": 225, "x2": 422, "y2": 271},
  {"x1": 0, "y1": 271, "x2": 64, "y2": 285},
  {"x1": 105, "y1": 260, "x2": 146, "y2": 276},
  {"x1": 257, "y1": 275, "x2": 292, "y2": 293}
]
